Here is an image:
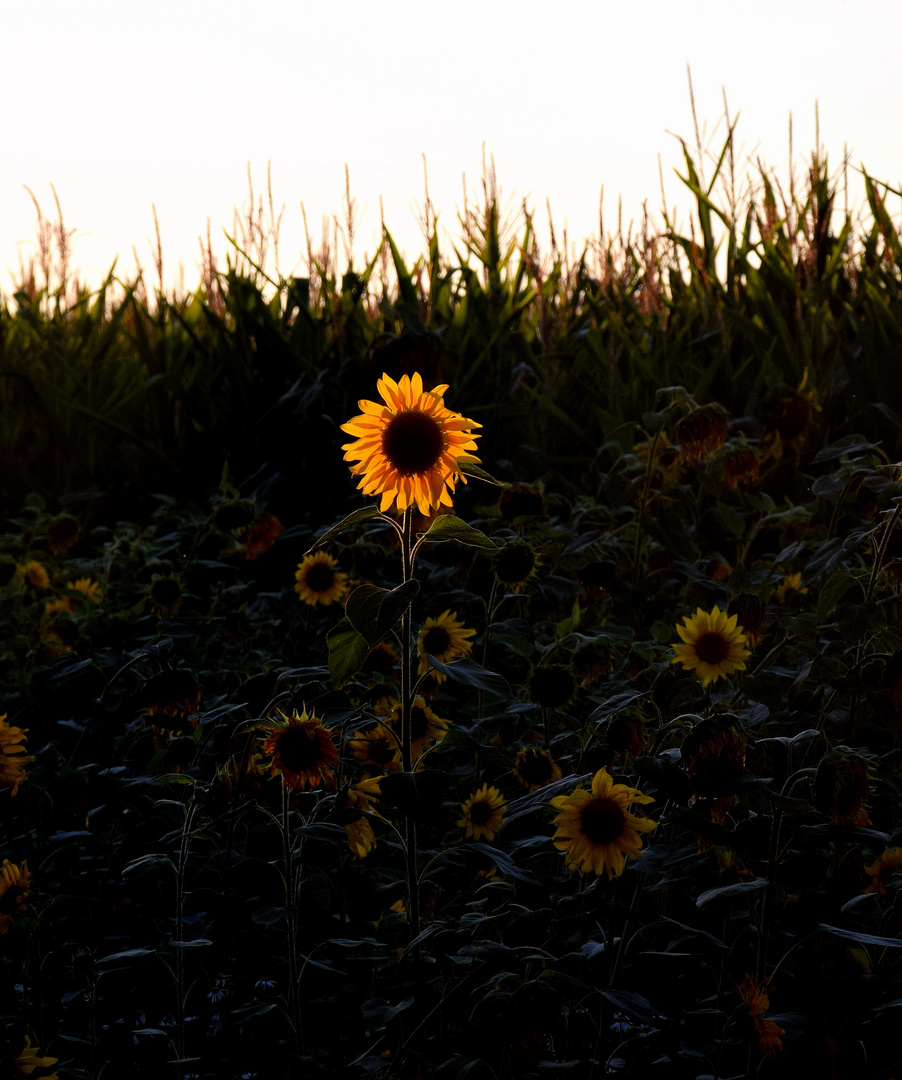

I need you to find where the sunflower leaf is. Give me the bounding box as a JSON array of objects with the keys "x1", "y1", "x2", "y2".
[
  {"x1": 426, "y1": 655, "x2": 510, "y2": 696},
  {"x1": 416, "y1": 514, "x2": 497, "y2": 550},
  {"x1": 695, "y1": 878, "x2": 768, "y2": 908},
  {"x1": 327, "y1": 617, "x2": 373, "y2": 688},
  {"x1": 345, "y1": 581, "x2": 420, "y2": 645},
  {"x1": 306, "y1": 506, "x2": 383, "y2": 552},
  {"x1": 460, "y1": 462, "x2": 504, "y2": 486},
  {"x1": 467, "y1": 843, "x2": 539, "y2": 883},
  {"x1": 818, "y1": 923, "x2": 902, "y2": 948}
]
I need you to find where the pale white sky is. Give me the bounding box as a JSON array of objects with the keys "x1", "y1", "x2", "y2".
[{"x1": 2, "y1": 0, "x2": 899, "y2": 291}]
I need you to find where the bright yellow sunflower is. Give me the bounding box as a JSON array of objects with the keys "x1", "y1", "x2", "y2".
[
  {"x1": 417, "y1": 610, "x2": 476, "y2": 680},
  {"x1": 0, "y1": 715, "x2": 32, "y2": 798},
  {"x1": 0, "y1": 859, "x2": 30, "y2": 933},
  {"x1": 340, "y1": 371, "x2": 481, "y2": 516},
  {"x1": 550, "y1": 768, "x2": 656, "y2": 879},
  {"x1": 671, "y1": 605, "x2": 751, "y2": 687},
  {"x1": 458, "y1": 784, "x2": 507, "y2": 842},
  {"x1": 14, "y1": 1035, "x2": 59, "y2": 1079},
  {"x1": 293, "y1": 551, "x2": 349, "y2": 606},
  {"x1": 263, "y1": 708, "x2": 339, "y2": 791}
]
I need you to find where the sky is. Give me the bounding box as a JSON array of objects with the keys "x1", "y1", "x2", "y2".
[{"x1": 2, "y1": 0, "x2": 899, "y2": 292}]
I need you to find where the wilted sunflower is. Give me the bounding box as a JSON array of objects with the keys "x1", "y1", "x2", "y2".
[
  {"x1": 722, "y1": 447, "x2": 760, "y2": 490},
  {"x1": 458, "y1": 784, "x2": 507, "y2": 841},
  {"x1": 0, "y1": 859, "x2": 30, "y2": 933},
  {"x1": 0, "y1": 715, "x2": 32, "y2": 798},
  {"x1": 513, "y1": 746, "x2": 562, "y2": 791},
  {"x1": 676, "y1": 403, "x2": 730, "y2": 465},
  {"x1": 294, "y1": 551, "x2": 349, "y2": 606},
  {"x1": 550, "y1": 768, "x2": 656, "y2": 878},
  {"x1": 417, "y1": 610, "x2": 476, "y2": 680},
  {"x1": 814, "y1": 748, "x2": 872, "y2": 826},
  {"x1": 147, "y1": 575, "x2": 182, "y2": 618},
  {"x1": 340, "y1": 371, "x2": 481, "y2": 516},
  {"x1": 864, "y1": 847, "x2": 902, "y2": 894},
  {"x1": 13, "y1": 1035, "x2": 58, "y2": 1080},
  {"x1": 263, "y1": 708, "x2": 339, "y2": 791},
  {"x1": 672, "y1": 606, "x2": 751, "y2": 687},
  {"x1": 739, "y1": 975, "x2": 785, "y2": 1058}
]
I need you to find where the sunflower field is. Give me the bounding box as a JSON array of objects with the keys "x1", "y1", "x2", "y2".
[{"x1": 3, "y1": 131, "x2": 902, "y2": 1079}]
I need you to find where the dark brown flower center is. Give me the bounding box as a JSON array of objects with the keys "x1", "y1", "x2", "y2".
[
  {"x1": 422, "y1": 625, "x2": 452, "y2": 655},
  {"x1": 305, "y1": 563, "x2": 336, "y2": 592},
  {"x1": 579, "y1": 796, "x2": 627, "y2": 845},
  {"x1": 496, "y1": 544, "x2": 536, "y2": 584},
  {"x1": 517, "y1": 750, "x2": 554, "y2": 785},
  {"x1": 274, "y1": 726, "x2": 325, "y2": 772},
  {"x1": 695, "y1": 632, "x2": 730, "y2": 665},
  {"x1": 382, "y1": 409, "x2": 445, "y2": 476},
  {"x1": 469, "y1": 800, "x2": 493, "y2": 826},
  {"x1": 0, "y1": 882, "x2": 24, "y2": 915},
  {"x1": 366, "y1": 735, "x2": 396, "y2": 765}
]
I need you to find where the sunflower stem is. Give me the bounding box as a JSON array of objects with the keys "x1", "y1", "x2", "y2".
[
  {"x1": 400, "y1": 507, "x2": 420, "y2": 941},
  {"x1": 282, "y1": 782, "x2": 303, "y2": 1056}
]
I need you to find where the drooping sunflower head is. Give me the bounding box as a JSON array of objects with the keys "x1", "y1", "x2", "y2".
[
  {"x1": 391, "y1": 696, "x2": 450, "y2": 759},
  {"x1": 680, "y1": 715, "x2": 747, "y2": 799},
  {"x1": 348, "y1": 723, "x2": 402, "y2": 772},
  {"x1": 676, "y1": 403, "x2": 730, "y2": 465},
  {"x1": 727, "y1": 594, "x2": 766, "y2": 650},
  {"x1": 46, "y1": 513, "x2": 80, "y2": 558},
  {"x1": 262, "y1": 708, "x2": 339, "y2": 792},
  {"x1": 513, "y1": 746, "x2": 562, "y2": 791},
  {"x1": 739, "y1": 975, "x2": 785, "y2": 1058},
  {"x1": 244, "y1": 514, "x2": 285, "y2": 561},
  {"x1": 340, "y1": 372, "x2": 481, "y2": 517},
  {"x1": 147, "y1": 575, "x2": 182, "y2": 618},
  {"x1": 722, "y1": 447, "x2": 760, "y2": 490},
  {"x1": 0, "y1": 859, "x2": 30, "y2": 934},
  {"x1": 814, "y1": 747, "x2": 873, "y2": 827},
  {"x1": 22, "y1": 561, "x2": 51, "y2": 591},
  {"x1": 458, "y1": 783, "x2": 507, "y2": 841},
  {"x1": 526, "y1": 663, "x2": 577, "y2": 710},
  {"x1": 417, "y1": 610, "x2": 476, "y2": 680},
  {"x1": 672, "y1": 605, "x2": 751, "y2": 688},
  {"x1": 550, "y1": 768, "x2": 656, "y2": 878},
  {"x1": 294, "y1": 551, "x2": 349, "y2": 606},
  {"x1": 0, "y1": 715, "x2": 32, "y2": 798}
]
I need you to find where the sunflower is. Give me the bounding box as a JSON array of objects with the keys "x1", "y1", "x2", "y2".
[
  {"x1": 340, "y1": 371, "x2": 481, "y2": 516},
  {"x1": 244, "y1": 514, "x2": 284, "y2": 560},
  {"x1": 13, "y1": 1035, "x2": 58, "y2": 1079},
  {"x1": 550, "y1": 768, "x2": 656, "y2": 878},
  {"x1": 513, "y1": 746, "x2": 562, "y2": 791},
  {"x1": 814, "y1": 748, "x2": 872, "y2": 826},
  {"x1": 417, "y1": 610, "x2": 476, "y2": 680},
  {"x1": 494, "y1": 540, "x2": 541, "y2": 594},
  {"x1": 676, "y1": 403, "x2": 730, "y2": 465},
  {"x1": 293, "y1": 551, "x2": 349, "y2": 606},
  {"x1": 43, "y1": 597, "x2": 76, "y2": 620},
  {"x1": 864, "y1": 848, "x2": 902, "y2": 895},
  {"x1": 66, "y1": 577, "x2": 103, "y2": 605},
  {"x1": 391, "y1": 696, "x2": 450, "y2": 760},
  {"x1": 671, "y1": 606, "x2": 751, "y2": 687},
  {"x1": 348, "y1": 723, "x2": 402, "y2": 772},
  {"x1": 722, "y1": 447, "x2": 760, "y2": 490},
  {"x1": 458, "y1": 784, "x2": 507, "y2": 842},
  {"x1": 0, "y1": 715, "x2": 32, "y2": 798},
  {"x1": 739, "y1": 975, "x2": 785, "y2": 1058},
  {"x1": 22, "y1": 561, "x2": 50, "y2": 590},
  {"x1": 147, "y1": 575, "x2": 182, "y2": 618},
  {"x1": 775, "y1": 572, "x2": 808, "y2": 604},
  {"x1": 0, "y1": 859, "x2": 30, "y2": 933},
  {"x1": 263, "y1": 708, "x2": 339, "y2": 791},
  {"x1": 340, "y1": 783, "x2": 380, "y2": 859}
]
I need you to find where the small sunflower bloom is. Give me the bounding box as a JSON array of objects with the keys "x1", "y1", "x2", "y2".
[
  {"x1": 244, "y1": 514, "x2": 284, "y2": 560},
  {"x1": 294, "y1": 551, "x2": 349, "y2": 606},
  {"x1": 458, "y1": 784, "x2": 507, "y2": 842},
  {"x1": 340, "y1": 371, "x2": 481, "y2": 516},
  {"x1": 513, "y1": 746, "x2": 562, "y2": 791},
  {"x1": 391, "y1": 696, "x2": 450, "y2": 760},
  {"x1": 66, "y1": 577, "x2": 103, "y2": 605},
  {"x1": 0, "y1": 859, "x2": 30, "y2": 933},
  {"x1": 147, "y1": 575, "x2": 182, "y2": 618},
  {"x1": 863, "y1": 848, "x2": 902, "y2": 895},
  {"x1": 672, "y1": 606, "x2": 751, "y2": 687},
  {"x1": 550, "y1": 768, "x2": 656, "y2": 879},
  {"x1": 417, "y1": 610, "x2": 476, "y2": 680},
  {"x1": 739, "y1": 975, "x2": 785, "y2": 1058},
  {"x1": 263, "y1": 708, "x2": 339, "y2": 792},
  {"x1": 13, "y1": 1034, "x2": 59, "y2": 1079},
  {"x1": 0, "y1": 715, "x2": 33, "y2": 797},
  {"x1": 775, "y1": 572, "x2": 808, "y2": 604},
  {"x1": 494, "y1": 540, "x2": 541, "y2": 594},
  {"x1": 22, "y1": 561, "x2": 50, "y2": 591}
]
